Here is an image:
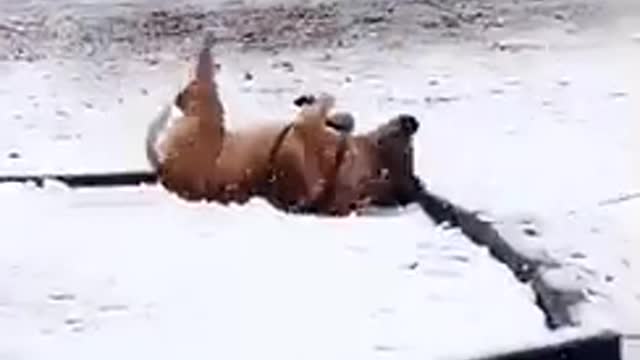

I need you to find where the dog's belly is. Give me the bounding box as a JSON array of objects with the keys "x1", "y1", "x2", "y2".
[
  {"x1": 158, "y1": 123, "x2": 289, "y2": 204},
  {"x1": 202, "y1": 129, "x2": 281, "y2": 203}
]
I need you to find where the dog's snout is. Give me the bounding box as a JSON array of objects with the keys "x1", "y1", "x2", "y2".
[{"x1": 398, "y1": 114, "x2": 419, "y2": 135}]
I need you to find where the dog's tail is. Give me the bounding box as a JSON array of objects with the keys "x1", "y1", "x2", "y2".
[{"x1": 145, "y1": 103, "x2": 173, "y2": 171}]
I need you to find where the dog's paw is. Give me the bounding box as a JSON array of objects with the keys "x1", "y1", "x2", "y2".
[
  {"x1": 326, "y1": 112, "x2": 355, "y2": 133},
  {"x1": 293, "y1": 94, "x2": 316, "y2": 107},
  {"x1": 293, "y1": 92, "x2": 335, "y2": 110}
]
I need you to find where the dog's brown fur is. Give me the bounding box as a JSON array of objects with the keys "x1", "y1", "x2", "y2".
[
  {"x1": 147, "y1": 41, "x2": 420, "y2": 216},
  {"x1": 313, "y1": 113, "x2": 419, "y2": 215},
  {"x1": 148, "y1": 43, "x2": 352, "y2": 211}
]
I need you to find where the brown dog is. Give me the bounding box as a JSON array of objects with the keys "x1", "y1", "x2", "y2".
[
  {"x1": 146, "y1": 40, "x2": 421, "y2": 216},
  {"x1": 146, "y1": 41, "x2": 354, "y2": 211}
]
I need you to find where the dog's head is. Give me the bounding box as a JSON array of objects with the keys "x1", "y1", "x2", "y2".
[
  {"x1": 367, "y1": 114, "x2": 421, "y2": 206},
  {"x1": 293, "y1": 93, "x2": 354, "y2": 134},
  {"x1": 371, "y1": 114, "x2": 420, "y2": 140}
]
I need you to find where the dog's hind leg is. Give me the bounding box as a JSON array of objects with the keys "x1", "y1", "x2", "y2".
[
  {"x1": 196, "y1": 42, "x2": 226, "y2": 154},
  {"x1": 173, "y1": 38, "x2": 227, "y2": 161}
]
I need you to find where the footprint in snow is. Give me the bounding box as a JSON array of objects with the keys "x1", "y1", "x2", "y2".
[
  {"x1": 420, "y1": 267, "x2": 462, "y2": 278},
  {"x1": 7, "y1": 151, "x2": 20, "y2": 159},
  {"x1": 373, "y1": 345, "x2": 397, "y2": 352},
  {"x1": 98, "y1": 304, "x2": 129, "y2": 313},
  {"x1": 48, "y1": 292, "x2": 76, "y2": 302},
  {"x1": 55, "y1": 109, "x2": 70, "y2": 118},
  {"x1": 609, "y1": 91, "x2": 627, "y2": 99},
  {"x1": 399, "y1": 261, "x2": 419, "y2": 271},
  {"x1": 64, "y1": 317, "x2": 82, "y2": 325},
  {"x1": 519, "y1": 222, "x2": 541, "y2": 237},
  {"x1": 64, "y1": 317, "x2": 85, "y2": 332},
  {"x1": 444, "y1": 254, "x2": 470, "y2": 263},
  {"x1": 502, "y1": 214, "x2": 543, "y2": 238}
]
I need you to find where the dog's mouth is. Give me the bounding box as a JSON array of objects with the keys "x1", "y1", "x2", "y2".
[{"x1": 325, "y1": 112, "x2": 355, "y2": 134}]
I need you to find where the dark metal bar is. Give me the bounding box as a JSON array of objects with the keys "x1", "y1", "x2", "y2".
[
  {"x1": 410, "y1": 176, "x2": 587, "y2": 330},
  {"x1": 475, "y1": 332, "x2": 621, "y2": 360},
  {"x1": 0, "y1": 171, "x2": 158, "y2": 188}
]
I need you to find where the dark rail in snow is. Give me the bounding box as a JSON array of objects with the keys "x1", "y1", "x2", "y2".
[
  {"x1": 0, "y1": 171, "x2": 158, "y2": 188},
  {"x1": 477, "y1": 331, "x2": 621, "y2": 360},
  {"x1": 411, "y1": 177, "x2": 590, "y2": 330},
  {"x1": 411, "y1": 178, "x2": 622, "y2": 359}
]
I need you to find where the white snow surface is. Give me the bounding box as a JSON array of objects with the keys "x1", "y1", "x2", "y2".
[
  {"x1": 0, "y1": 184, "x2": 577, "y2": 360},
  {"x1": 1, "y1": 23, "x2": 639, "y2": 359}
]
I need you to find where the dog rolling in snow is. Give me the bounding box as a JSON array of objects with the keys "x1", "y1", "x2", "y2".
[
  {"x1": 146, "y1": 39, "x2": 422, "y2": 216},
  {"x1": 146, "y1": 40, "x2": 356, "y2": 211}
]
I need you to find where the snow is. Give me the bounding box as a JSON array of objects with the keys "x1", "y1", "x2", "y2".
[
  {"x1": 0, "y1": 183, "x2": 594, "y2": 360},
  {"x1": 1, "y1": 13, "x2": 638, "y2": 359}
]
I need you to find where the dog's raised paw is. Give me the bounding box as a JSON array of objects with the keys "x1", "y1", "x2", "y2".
[
  {"x1": 326, "y1": 112, "x2": 355, "y2": 133},
  {"x1": 293, "y1": 94, "x2": 316, "y2": 107}
]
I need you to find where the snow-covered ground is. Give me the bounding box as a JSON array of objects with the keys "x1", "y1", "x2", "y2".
[
  {"x1": 0, "y1": 183, "x2": 588, "y2": 360},
  {"x1": 1, "y1": 0, "x2": 639, "y2": 358}
]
